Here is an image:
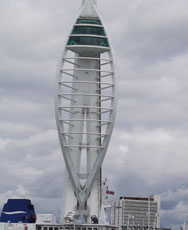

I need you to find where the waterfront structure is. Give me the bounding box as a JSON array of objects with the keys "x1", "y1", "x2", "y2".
[
  {"x1": 55, "y1": 0, "x2": 117, "y2": 223},
  {"x1": 113, "y1": 195, "x2": 160, "y2": 230}
]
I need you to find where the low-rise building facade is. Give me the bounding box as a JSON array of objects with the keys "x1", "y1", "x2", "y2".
[{"x1": 112, "y1": 195, "x2": 160, "y2": 229}]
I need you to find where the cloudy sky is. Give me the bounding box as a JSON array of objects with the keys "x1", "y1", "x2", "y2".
[{"x1": 1, "y1": 0, "x2": 188, "y2": 228}]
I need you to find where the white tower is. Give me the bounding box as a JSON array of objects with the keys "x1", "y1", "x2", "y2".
[{"x1": 55, "y1": 0, "x2": 117, "y2": 223}]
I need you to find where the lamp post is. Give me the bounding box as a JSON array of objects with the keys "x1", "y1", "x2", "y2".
[
  {"x1": 142, "y1": 219, "x2": 145, "y2": 230},
  {"x1": 127, "y1": 214, "x2": 130, "y2": 230},
  {"x1": 147, "y1": 196, "x2": 150, "y2": 230},
  {"x1": 155, "y1": 213, "x2": 159, "y2": 229},
  {"x1": 183, "y1": 215, "x2": 188, "y2": 230},
  {"x1": 153, "y1": 221, "x2": 156, "y2": 230},
  {"x1": 132, "y1": 216, "x2": 135, "y2": 230}
]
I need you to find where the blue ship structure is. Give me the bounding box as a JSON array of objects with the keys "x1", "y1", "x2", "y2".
[{"x1": 0, "y1": 199, "x2": 36, "y2": 223}]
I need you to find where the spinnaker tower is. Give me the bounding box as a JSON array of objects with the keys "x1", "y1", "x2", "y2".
[{"x1": 55, "y1": 0, "x2": 117, "y2": 223}]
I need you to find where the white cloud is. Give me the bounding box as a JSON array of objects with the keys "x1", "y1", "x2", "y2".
[
  {"x1": 119, "y1": 144, "x2": 129, "y2": 154},
  {"x1": 106, "y1": 128, "x2": 188, "y2": 185},
  {"x1": 0, "y1": 121, "x2": 39, "y2": 138},
  {"x1": 16, "y1": 185, "x2": 28, "y2": 196},
  {"x1": 0, "y1": 139, "x2": 11, "y2": 152}
]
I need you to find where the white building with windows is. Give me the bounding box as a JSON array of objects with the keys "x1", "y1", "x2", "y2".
[{"x1": 112, "y1": 195, "x2": 160, "y2": 230}]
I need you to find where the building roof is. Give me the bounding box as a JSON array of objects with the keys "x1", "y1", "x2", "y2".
[{"x1": 119, "y1": 196, "x2": 154, "y2": 201}]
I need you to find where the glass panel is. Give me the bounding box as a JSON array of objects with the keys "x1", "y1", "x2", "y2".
[
  {"x1": 67, "y1": 36, "x2": 109, "y2": 47},
  {"x1": 72, "y1": 26, "x2": 105, "y2": 36},
  {"x1": 76, "y1": 19, "x2": 102, "y2": 25}
]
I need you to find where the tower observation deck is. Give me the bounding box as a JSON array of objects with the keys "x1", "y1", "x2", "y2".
[{"x1": 55, "y1": 0, "x2": 117, "y2": 223}]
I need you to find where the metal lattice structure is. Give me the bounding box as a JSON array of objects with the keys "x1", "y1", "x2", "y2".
[{"x1": 55, "y1": 0, "x2": 117, "y2": 223}]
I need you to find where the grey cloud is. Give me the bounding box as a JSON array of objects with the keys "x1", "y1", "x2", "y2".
[
  {"x1": 115, "y1": 53, "x2": 188, "y2": 130},
  {"x1": 0, "y1": 128, "x2": 64, "y2": 220},
  {"x1": 0, "y1": 121, "x2": 39, "y2": 139},
  {"x1": 101, "y1": 0, "x2": 188, "y2": 63},
  {"x1": 1, "y1": 0, "x2": 188, "y2": 228},
  {"x1": 102, "y1": 127, "x2": 188, "y2": 227}
]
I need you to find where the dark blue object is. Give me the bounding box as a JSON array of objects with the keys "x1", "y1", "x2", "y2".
[{"x1": 0, "y1": 199, "x2": 36, "y2": 223}]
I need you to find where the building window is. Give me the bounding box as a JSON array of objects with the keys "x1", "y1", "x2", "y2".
[
  {"x1": 67, "y1": 36, "x2": 109, "y2": 47},
  {"x1": 72, "y1": 26, "x2": 105, "y2": 36},
  {"x1": 76, "y1": 19, "x2": 102, "y2": 25}
]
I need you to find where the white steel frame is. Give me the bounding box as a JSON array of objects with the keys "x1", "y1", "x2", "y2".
[{"x1": 55, "y1": 0, "x2": 117, "y2": 223}]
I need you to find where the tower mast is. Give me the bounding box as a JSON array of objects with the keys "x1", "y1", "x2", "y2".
[{"x1": 55, "y1": 0, "x2": 117, "y2": 223}]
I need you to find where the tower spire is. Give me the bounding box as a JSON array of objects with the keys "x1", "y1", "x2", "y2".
[
  {"x1": 81, "y1": 0, "x2": 97, "y2": 7},
  {"x1": 80, "y1": 0, "x2": 98, "y2": 17}
]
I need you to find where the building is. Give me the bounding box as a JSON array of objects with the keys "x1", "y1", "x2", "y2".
[
  {"x1": 55, "y1": 0, "x2": 117, "y2": 223},
  {"x1": 113, "y1": 195, "x2": 160, "y2": 229}
]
